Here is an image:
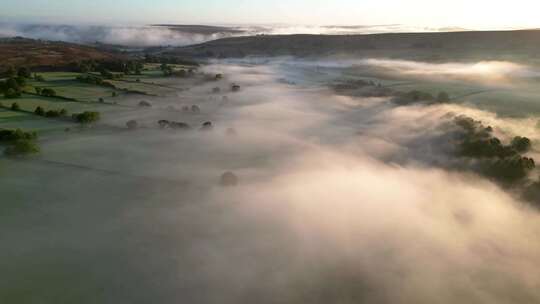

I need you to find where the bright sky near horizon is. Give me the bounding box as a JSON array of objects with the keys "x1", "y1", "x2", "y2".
[{"x1": 2, "y1": 0, "x2": 540, "y2": 29}]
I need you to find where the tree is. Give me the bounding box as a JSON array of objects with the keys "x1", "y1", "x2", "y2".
[
  {"x1": 126, "y1": 120, "x2": 138, "y2": 130},
  {"x1": 34, "y1": 74, "x2": 45, "y2": 81},
  {"x1": 35, "y1": 87, "x2": 43, "y2": 95},
  {"x1": 45, "y1": 110, "x2": 62, "y2": 118},
  {"x1": 138, "y1": 100, "x2": 152, "y2": 107},
  {"x1": 220, "y1": 171, "x2": 239, "y2": 186},
  {"x1": 73, "y1": 111, "x2": 100, "y2": 124},
  {"x1": 15, "y1": 76, "x2": 26, "y2": 87},
  {"x1": 5, "y1": 88, "x2": 20, "y2": 99},
  {"x1": 6, "y1": 66, "x2": 16, "y2": 77},
  {"x1": 34, "y1": 106, "x2": 45, "y2": 116},
  {"x1": 40, "y1": 88, "x2": 57, "y2": 97},
  {"x1": 511, "y1": 136, "x2": 532, "y2": 153},
  {"x1": 17, "y1": 67, "x2": 31, "y2": 78},
  {"x1": 6, "y1": 78, "x2": 19, "y2": 90}
]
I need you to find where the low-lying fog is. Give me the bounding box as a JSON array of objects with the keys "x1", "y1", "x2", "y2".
[
  {"x1": 1, "y1": 58, "x2": 540, "y2": 303},
  {"x1": 0, "y1": 23, "x2": 479, "y2": 47}
]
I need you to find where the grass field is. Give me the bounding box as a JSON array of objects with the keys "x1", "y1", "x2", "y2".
[
  {"x1": 4, "y1": 94, "x2": 101, "y2": 112},
  {"x1": 0, "y1": 108, "x2": 75, "y2": 133}
]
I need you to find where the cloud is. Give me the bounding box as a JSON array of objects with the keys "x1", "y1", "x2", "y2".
[{"x1": 2, "y1": 57, "x2": 540, "y2": 303}]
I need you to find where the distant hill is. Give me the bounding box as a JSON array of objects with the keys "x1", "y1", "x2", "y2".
[
  {"x1": 165, "y1": 30, "x2": 540, "y2": 64},
  {"x1": 0, "y1": 37, "x2": 124, "y2": 71},
  {"x1": 151, "y1": 24, "x2": 245, "y2": 35}
]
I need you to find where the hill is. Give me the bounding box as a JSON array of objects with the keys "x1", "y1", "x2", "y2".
[
  {"x1": 0, "y1": 37, "x2": 124, "y2": 72},
  {"x1": 164, "y1": 30, "x2": 540, "y2": 64}
]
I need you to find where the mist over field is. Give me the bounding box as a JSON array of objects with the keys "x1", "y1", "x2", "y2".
[{"x1": 2, "y1": 56, "x2": 540, "y2": 303}]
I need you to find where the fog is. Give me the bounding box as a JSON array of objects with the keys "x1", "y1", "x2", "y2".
[
  {"x1": 0, "y1": 23, "x2": 476, "y2": 47},
  {"x1": 1, "y1": 58, "x2": 540, "y2": 303}
]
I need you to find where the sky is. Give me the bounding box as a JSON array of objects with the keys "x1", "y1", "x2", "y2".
[{"x1": 2, "y1": 0, "x2": 540, "y2": 29}]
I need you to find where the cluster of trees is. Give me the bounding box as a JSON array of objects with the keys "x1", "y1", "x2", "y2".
[
  {"x1": 1, "y1": 76, "x2": 25, "y2": 99},
  {"x1": 0, "y1": 67, "x2": 41, "y2": 98},
  {"x1": 0, "y1": 67, "x2": 49, "y2": 99},
  {"x1": 34, "y1": 106, "x2": 68, "y2": 118},
  {"x1": 99, "y1": 68, "x2": 124, "y2": 80},
  {"x1": 75, "y1": 74, "x2": 112, "y2": 87},
  {"x1": 76, "y1": 60, "x2": 144, "y2": 75},
  {"x1": 333, "y1": 79, "x2": 380, "y2": 91},
  {"x1": 158, "y1": 120, "x2": 191, "y2": 130},
  {"x1": 157, "y1": 120, "x2": 213, "y2": 131},
  {"x1": 393, "y1": 90, "x2": 450, "y2": 105},
  {"x1": 159, "y1": 64, "x2": 194, "y2": 77},
  {"x1": 454, "y1": 115, "x2": 535, "y2": 182},
  {"x1": 0, "y1": 128, "x2": 39, "y2": 157},
  {"x1": 72, "y1": 111, "x2": 100, "y2": 124},
  {"x1": 0, "y1": 128, "x2": 37, "y2": 142},
  {"x1": 34, "y1": 87, "x2": 57, "y2": 97}
]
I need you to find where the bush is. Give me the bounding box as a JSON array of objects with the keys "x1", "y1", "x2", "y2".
[{"x1": 10, "y1": 102, "x2": 20, "y2": 111}]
